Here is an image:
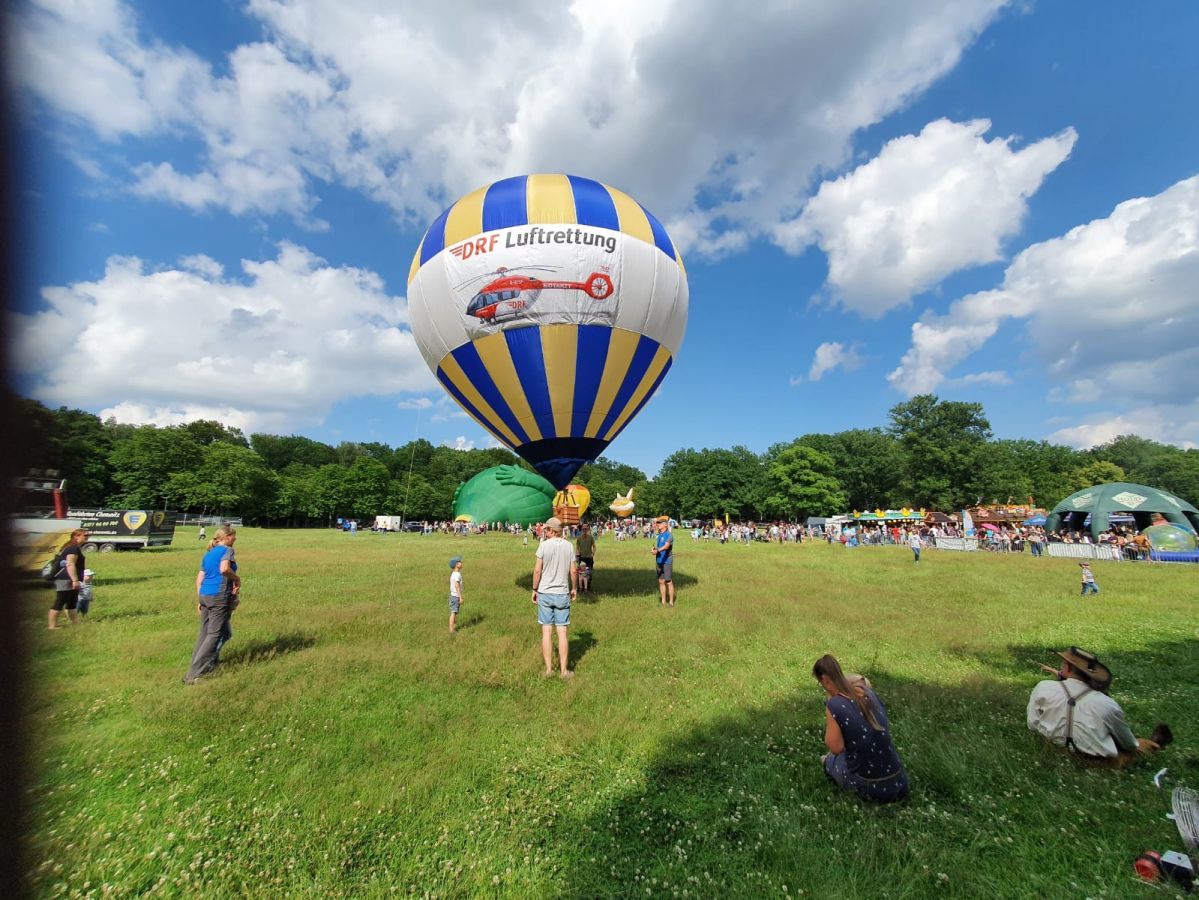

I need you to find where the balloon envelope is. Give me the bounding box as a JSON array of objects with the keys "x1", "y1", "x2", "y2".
[
  {"x1": 408, "y1": 174, "x2": 688, "y2": 488},
  {"x1": 451, "y1": 465, "x2": 555, "y2": 527}
]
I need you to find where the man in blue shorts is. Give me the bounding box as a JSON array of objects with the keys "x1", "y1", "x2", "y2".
[
  {"x1": 531, "y1": 517, "x2": 578, "y2": 678},
  {"x1": 654, "y1": 516, "x2": 675, "y2": 606}
]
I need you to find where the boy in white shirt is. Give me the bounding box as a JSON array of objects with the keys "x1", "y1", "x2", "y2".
[{"x1": 448, "y1": 557, "x2": 464, "y2": 634}]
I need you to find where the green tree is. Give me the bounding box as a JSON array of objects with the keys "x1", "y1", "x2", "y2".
[
  {"x1": 1138, "y1": 450, "x2": 1199, "y2": 506},
  {"x1": 654, "y1": 447, "x2": 766, "y2": 520},
  {"x1": 793, "y1": 429, "x2": 904, "y2": 510},
  {"x1": 1067, "y1": 460, "x2": 1126, "y2": 493},
  {"x1": 165, "y1": 442, "x2": 280, "y2": 521},
  {"x1": 16, "y1": 400, "x2": 114, "y2": 506},
  {"x1": 763, "y1": 445, "x2": 846, "y2": 519},
  {"x1": 311, "y1": 464, "x2": 348, "y2": 524},
  {"x1": 1089, "y1": 434, "x2": 1167, "y2": 478},
  {"x1": 342, "y1": 457, "x2": 392, "y2": 518},
  {"x1": 275, "y1": 464, "x2": 319, "y2": 526},
  {"x1": 888, "y1": 394, "x2": 992, "y2": 510},
  {"x1": 251, "y1": 434, "x2": 338, "y2": 470},
  {"x1": 109, "y1": 426, "x2": 204, "y2": 508},
  {"x1": 184, "y1": 419, "x2": 249, "y2": 448}
]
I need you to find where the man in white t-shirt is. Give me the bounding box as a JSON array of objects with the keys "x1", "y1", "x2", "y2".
[
  {"x1": 1027, "y1": 646, "x2": 1171, "y2": 766},
  {"x1": 531, "y1": 517, "x2": 578, "y2": 678}
]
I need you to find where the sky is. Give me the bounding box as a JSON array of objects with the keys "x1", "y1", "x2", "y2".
[{"x1": 8, "y1": 0, "x2": 1199, "y2": 476}]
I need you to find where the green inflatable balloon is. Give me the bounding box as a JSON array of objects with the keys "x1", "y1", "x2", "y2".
[{"x1": 452, "y1": 465, "x2": 555, "y2": 526}]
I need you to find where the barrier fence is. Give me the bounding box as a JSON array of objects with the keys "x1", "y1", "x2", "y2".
[{"x1": 1044, "y1": 543, "x2": 1122, "y2": 561}]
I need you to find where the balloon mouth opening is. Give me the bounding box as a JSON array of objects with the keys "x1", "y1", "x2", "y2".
[{"x1": 519, "y1": 437, "x2": 610, "y2": 489}]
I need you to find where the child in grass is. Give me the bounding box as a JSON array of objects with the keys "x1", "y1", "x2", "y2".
[
  {"x1": 76, "y1": 569, "x2": 95, "y2": 619},
  {"x1": 448, "y1": 557, "x2": 464, "y2": 633},
  {"x1": 1079, "y1": 561, "x2": 1099, "y2": 595}
]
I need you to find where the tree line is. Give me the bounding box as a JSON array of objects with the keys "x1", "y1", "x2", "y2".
[{"x1": 16, "y1": 394, "x2": 1199, "y2": 524}]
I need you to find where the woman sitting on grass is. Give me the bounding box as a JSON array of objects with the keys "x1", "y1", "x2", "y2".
[{"x1": 813, "y1": 654, "x2": 909, "y2": 803}]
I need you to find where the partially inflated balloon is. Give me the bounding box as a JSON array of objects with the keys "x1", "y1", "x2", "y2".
[
  {"x1": 408, "y1": 175, "x2": 688, "y2": 488},
  {"x1": 452, "y1": 465, "x2": 555, "y2": 527}
]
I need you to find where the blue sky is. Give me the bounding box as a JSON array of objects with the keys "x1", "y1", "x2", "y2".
[{"x1": 10, "y1": 0, "x2": 1199, "y2": 476}]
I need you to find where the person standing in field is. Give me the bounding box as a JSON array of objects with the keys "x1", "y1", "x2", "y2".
[
  {"x1": 575, "y1": 524, "x2": 596, "y2": 592},
  {"x1": 1079, "y1": 561, "x2": 1099, "y2": 595},
  {"x1": 184, "y1": 526, "x2": 241, "y2": 684},
  {"x1": 531, "y1": 517, "x2": 577, "y2": 678},
  {"x1": 653, "y1": 516, "x2": 675, "y2": 606},
  {"x1": 909, "y1": 530, "x2": 922, "y2": 564},
  {"x1": 198, "y1": 525, "x2": 206, "y2": 542},
  {"x1": 49, "y1": 528, "x2": 89, "y2": 629},
  {"x1": 448, "y1": 556, "x2": 464, "y2": 634}
]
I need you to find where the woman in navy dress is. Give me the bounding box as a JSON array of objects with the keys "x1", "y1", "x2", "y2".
[{"x1": 813, "y1": 654, "x2": 908, "y2": 803}]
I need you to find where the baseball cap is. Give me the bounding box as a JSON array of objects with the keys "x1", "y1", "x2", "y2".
[
  {"x1": 544, "y1": 517, "x2": 563, "y2": 529},
  {"x1": 83, "y1": 569, "x2": 94, "y2": 576},
  {"x1": 449, "y1": 556, "x2": 462, "y2": 569}
]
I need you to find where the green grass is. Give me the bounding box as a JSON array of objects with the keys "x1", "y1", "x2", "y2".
[{"x1": 22, "y1": 530, "x2": 1199, "y2": 898}]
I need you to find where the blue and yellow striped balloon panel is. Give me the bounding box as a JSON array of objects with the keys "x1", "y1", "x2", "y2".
[
  {"x1": 435, "y1": 324, "x2": 672, "y2": 488},
  {"x1": 409, "y1": 174, "x2": 685, "y2": 283}
]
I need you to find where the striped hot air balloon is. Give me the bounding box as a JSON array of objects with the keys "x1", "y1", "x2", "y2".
[{"x1": 407, "y1": 174, "x2": 688, "y2": 488}]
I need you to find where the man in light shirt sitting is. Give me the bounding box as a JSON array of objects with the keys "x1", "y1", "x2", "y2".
[{"x1": 1027, "y1": 646, "x2": 1171, "y2": 767}]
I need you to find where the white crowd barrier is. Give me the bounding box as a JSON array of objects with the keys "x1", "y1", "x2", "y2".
[
  {"x1": 1045, "y1": 543, "x2": 1122, "y2": 561},
  {"x1": 935, "y1": 537, "x2": 979, "y2": 552}
]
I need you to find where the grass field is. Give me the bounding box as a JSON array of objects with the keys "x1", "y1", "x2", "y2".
[{"x1": 21, "y1": 529, "x2": 1198, "y2": 898}]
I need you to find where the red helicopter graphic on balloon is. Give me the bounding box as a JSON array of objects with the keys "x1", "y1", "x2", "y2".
[{"x1": 460, "y1": 266, "x2": 614, "y2": 324}]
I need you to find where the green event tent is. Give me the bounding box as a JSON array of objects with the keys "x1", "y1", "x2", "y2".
[{"x1": 1044, "y1": 482, "x2": 1199, "y2": 538}]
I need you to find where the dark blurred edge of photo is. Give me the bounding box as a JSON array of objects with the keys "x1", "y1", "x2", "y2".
[{"x1": 2, "y1": 7, "x2": 32, "y2": 895}]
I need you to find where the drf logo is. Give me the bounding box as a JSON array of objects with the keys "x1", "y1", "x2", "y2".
[{"x1": 450, "y1": 234, "x2": 501, "y2": 260}]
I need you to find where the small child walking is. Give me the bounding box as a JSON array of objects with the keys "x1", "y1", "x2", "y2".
[
  {"x1": 448, "y1": 556, "x2": 464, "y2": 633},
  {"x1": 76, "y1": 569, "x2": 95, "y2": 618},
  {"x1": 1079, "y1": 561, "x2": 1099, "y2": 595}
]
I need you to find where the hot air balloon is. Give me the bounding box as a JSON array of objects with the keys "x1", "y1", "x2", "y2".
[
  {"x1": 452, "y1": 465, "x2": 555, "y2": 526},
  {"x1": 407, "y1": 174, "x2": 688, "y2": 488},
  {"x1": 552, "y1": 483, "x2": 591, "y2": 526},
  {"x1": 610, "y1": 488, "x2": 636, "y2": 518}
]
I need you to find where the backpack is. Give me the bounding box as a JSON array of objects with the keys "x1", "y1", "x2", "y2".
[{"x1": 41, "y1": 552, "x2": 64, "y2": 583}]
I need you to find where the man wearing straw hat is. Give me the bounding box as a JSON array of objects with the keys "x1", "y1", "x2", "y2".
[
  {"x1": 1027, "y1": 646, "x2": 1172, "y2": 766},
  {"x1": 531, "y1": 517, "x2": 577, "y2": 678}
]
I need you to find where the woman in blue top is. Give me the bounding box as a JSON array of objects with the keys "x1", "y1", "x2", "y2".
[
  {"x1": 813, "y1": 654, "x2": 908, "y2": 803},
  {"x1": 183, "y1": 526, "x2": 241, "y2": 684}
]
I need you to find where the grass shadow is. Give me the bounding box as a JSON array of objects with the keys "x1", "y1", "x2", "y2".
[
  {"x1": 456, "y1": 612, "x2": 486, "y2": 631},
  {"x1": 91, "y1": 575, "x2": 168, "y2": 586},
  {"x1": 515, "y1": 567, "x2": 699, "y2": 600},
  {"x1": 551, "y1": 641, "x2": 1197, "y2": 898},
  {"x1": 568, "y1": 629, "x2": 597, "y2": 671},
  {"x1": 220, "y1": 632, "x2": 316, "y2": 667},
  {"x1": 94, "y1": 608, "x2": 157, "y2": 623}
]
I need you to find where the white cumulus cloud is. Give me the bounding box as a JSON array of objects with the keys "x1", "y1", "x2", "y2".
[
  {"x1": 777, "y1": 118, "x2": 1076, "y2": 315},
  {"x1": 796, "y1": 341, "x2": 864, "y2": 383},
  {"x1": 12, "y1": 243, "x2": 433, "y2": 433},
  {"x1": 11, "y1": 0, "x2": 1011, "y2": 246},
  {"x1": 889, "y1": 174, "x2": 1199, "y2": 445}
]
